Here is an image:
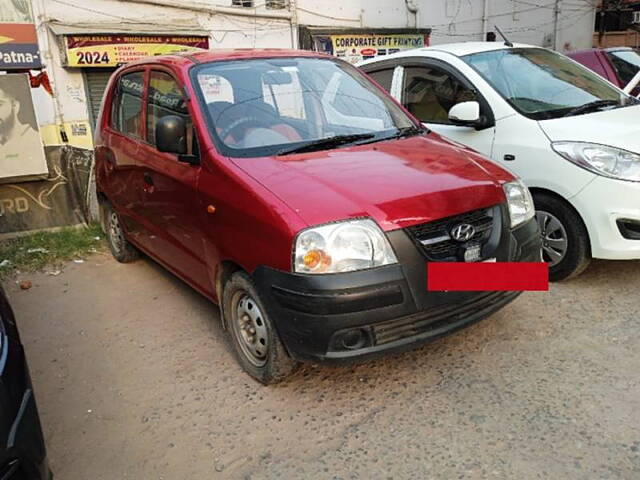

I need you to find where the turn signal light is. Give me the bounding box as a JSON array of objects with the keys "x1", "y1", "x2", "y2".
[{"x1": 303, "y1": 249, "x2": 332, "y2": 272}]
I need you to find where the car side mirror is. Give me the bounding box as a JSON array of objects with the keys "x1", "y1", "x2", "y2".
[
  {"x1": 448, "y1": 101, "x2": 483, "y2": 127},
  {"x1": 156, "y1": 115, "x2": 199, "y2": 165},
  {"x1": 156, "y1": 115, "x2": 187, "y2": 155}
]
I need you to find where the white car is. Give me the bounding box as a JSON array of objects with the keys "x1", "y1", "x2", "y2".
[{"x1": 359, "y1": 42, "x2": 640, "y2": 281}]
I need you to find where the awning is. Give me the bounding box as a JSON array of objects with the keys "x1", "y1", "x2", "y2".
[{"x1": 47, "y1": 21, "x2": 209, "y2": 37}]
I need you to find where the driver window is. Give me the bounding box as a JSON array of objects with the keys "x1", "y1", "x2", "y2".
[
  {"x1": 147, "y1": 71, "x2": 195, "y2": 155},
  {"x1": 403, "y1": 66, "x2": 477, "y2": 124}
]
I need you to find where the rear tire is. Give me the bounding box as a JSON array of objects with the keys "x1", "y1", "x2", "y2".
[
  {"x1": 223, "y1": 271, "x2": 298, "y2": 384},
  {"x1": 533, "y1": 192, "x2": 590, "y2": 281},
  {"x1": 105, "y1": 204, "x2": 139, "y2": 263}
]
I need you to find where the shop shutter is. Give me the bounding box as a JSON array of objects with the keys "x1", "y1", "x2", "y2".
[{"x1": 84, "y1": 69, "x2": 117, "y2": 128}]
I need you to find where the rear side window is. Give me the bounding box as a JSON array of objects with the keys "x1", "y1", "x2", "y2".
[
  {"x1": 111, "y1": 71, "x2": 144, "y2": 138},
  {"x1": 147, "y1": 71, "x2": 195, "y2": 155},
  {"x1": 402, "y1": 66, "x2": 478, "y2": 124},
  {"x1": 367, "y1": 68, "x2": 394, "y2": 92}
]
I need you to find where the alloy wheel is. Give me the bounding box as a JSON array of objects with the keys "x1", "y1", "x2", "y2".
[
  {"x1": 109, "y1": 211, "x2": 125, "y2": 256},
  {"x1": 536, "y1": 210, "x2": 568, "y2": 267}
]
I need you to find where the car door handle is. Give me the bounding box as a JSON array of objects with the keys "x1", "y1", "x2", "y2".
[{"x1": 143, "y1": 172, "x2": 154, "y2": 186}]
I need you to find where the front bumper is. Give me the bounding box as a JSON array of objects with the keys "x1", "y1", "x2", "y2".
[
  {"x1": 253, "y1": 215, "x2": 541, "y2": 363},
  {"x1": 571, "y1": 176, "x2": 640, "y2": 259}
]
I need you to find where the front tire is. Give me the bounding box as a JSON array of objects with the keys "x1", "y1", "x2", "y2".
[
  {"x1": 533, "y1": 193, "x2": 590, "y2": 281},
  {"x1": 105, "y1": 204, "x2": 139, "y2": 263},
  {"x1": 223, "y1": 271, "x2": 298, "y2": 384}
]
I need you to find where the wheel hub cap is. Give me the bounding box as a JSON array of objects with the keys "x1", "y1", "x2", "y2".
[
  {"x1": 234, "y1": 294, "x2": 269, "y2": 367},
  {"x1": 536, "y1": 210, "x2": 568, "y2": 267},
  {"x1": 109, "y1": 212, "x2": 124, "y2": 254}
]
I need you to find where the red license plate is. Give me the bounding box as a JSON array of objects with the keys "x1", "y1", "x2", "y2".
[{"x1": 427, "y1": 262, "x2": 549, "y2": 291}]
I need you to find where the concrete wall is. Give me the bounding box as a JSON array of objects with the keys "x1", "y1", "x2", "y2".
[{"x1": 417, "y1": 0, "x2": 596, "y2": 51}]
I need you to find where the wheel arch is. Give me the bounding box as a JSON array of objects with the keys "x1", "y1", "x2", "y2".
[
  {"x1": 215, "y1": 260, "x2": 245, "y2": 329},
  {"x1": 529, "y1": 187, "x2": 592, "y2": 256},
  {"x1": 96, "y1": 191, "x2": 110, "y2": 234}
]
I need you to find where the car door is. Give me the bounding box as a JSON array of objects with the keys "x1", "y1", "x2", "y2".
[
  {"x1": 102, "y1": 69, "x2": 148, "y2": 242},
  {"x1": 395, "y1": 60, "x2": 496, "y2": 157},
  {"x1": 136, "y1": 68, "x2": 210, "y2": 292}
]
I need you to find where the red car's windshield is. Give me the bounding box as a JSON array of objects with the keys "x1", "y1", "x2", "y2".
[{"x1": 191, "y1": 57, "x2": 416, "y2": 157}]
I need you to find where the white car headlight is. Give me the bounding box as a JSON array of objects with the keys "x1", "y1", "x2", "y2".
[
  {"x1": 552, "y1": 141, "x2": 640, "y2": 182},
  {"x1": 294, "y1": 219, "x2": 397, "y2": 274},
  {"x1": 503, "y1": 179, "x2": 535, "y2": 228}
]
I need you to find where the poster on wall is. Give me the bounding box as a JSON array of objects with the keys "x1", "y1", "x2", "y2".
[
  {"x1": 314, "y1": 34, "x2": 427, "y2": 64},
  {"x1": 64, "y1": 35, "x2": 209, "y2": 67},
  {"x1": 0, "y1": 74, "x2": 48, "y2": 182},
  {"x1": 0, "y1": 0, "x2": 42, "y2": 69}
]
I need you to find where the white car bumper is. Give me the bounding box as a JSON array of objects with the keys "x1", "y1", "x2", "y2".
[{"x1": 571, "y1": 176, "x2": 640, "y2": 260}]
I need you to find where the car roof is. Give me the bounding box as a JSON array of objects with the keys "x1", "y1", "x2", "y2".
[
  {"x1": 358, "y1": 41, "x2": 539, "y2": 67},
  {"x1": 423, "y1": 41, "x2": 536, "y2": 56},
  {"x1": 568, "y1": 46, "x2": 635, "y2": 55},
  {"x1": 124, "y1": 48, "x2": 331, "y2": 68}
]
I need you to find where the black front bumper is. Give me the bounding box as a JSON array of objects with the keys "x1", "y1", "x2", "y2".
[{"x1": 253, "y1": 215, "x2": 541, "y2": 363}]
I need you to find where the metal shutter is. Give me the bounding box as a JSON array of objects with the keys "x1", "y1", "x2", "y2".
[{"x1": 84, "y1": 69, "x2": 117, "y2": 128}]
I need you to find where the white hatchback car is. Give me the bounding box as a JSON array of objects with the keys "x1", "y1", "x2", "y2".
[{"x1": 359, "y1": 42, "x2": 640, "y2": 281}]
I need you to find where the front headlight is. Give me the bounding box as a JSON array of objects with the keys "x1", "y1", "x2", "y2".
[
  {"x1": 503, "y1": 179, "x2": 535, "y2": 228},
  {"x1": 552, "y1": 141, "x2": 640, "y2": 182},
  {"x1": 294, "y1": 219, "x2": 397, "y2": 274}
]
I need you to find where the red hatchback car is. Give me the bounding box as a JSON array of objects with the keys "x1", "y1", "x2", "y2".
[{"x1": 95, "y1": 49, "x2": 541, "y2": 384}]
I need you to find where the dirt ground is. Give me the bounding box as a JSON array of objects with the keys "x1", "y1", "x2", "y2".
[{"x1": 4, "y1": 252, "x2": 640, "y2": 479}]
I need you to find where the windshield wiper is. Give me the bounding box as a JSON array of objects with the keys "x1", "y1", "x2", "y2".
[
  {"x1": 563, "y1": 100, "x2": 620, "y2": 117},
  {"x1": 390, "y1": 125, "x2": 427, "y2": 139},
  {"x1": 277, "y1": 133, "x2": 376, "y2": 156}
]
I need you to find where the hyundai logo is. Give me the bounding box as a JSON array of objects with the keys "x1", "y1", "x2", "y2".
[{"x1": 450, "y1": 223, "x2": 476, "y2": 242}]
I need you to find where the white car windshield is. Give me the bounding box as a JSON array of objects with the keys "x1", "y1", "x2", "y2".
[
  {"x1": 192, "y1": 57, "x2": 417, "y2": 157},
  {"x1": 463, "y1": 48, "x2": 637, "y2": 120}
]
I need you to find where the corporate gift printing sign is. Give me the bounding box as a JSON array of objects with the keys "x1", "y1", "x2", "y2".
[
  {"x1": 329, "y1": 34, "x2": 426, "y2": 64},
  {"x1": 0, "y1": 0, "x2": 42, "y2": 69},
  {"x1": 64, "y1": 35, "x2": 209, "y2": 67},
  {"x1": 0, "y1": 74, "x2": 48, "y2": 181}
]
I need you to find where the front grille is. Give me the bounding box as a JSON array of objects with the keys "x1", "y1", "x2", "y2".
[
  {"x1": 406, "y1": 206, "x2": 495, "y2": 261},
  {"x1": 372, "y1": 291, "x2": 519, "y2": 345}
]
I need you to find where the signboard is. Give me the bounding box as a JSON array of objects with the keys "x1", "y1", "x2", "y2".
[
  {"x1": 314, "y1": 34, "x2": 427, "y2": 64},
  {"x1": 64, "y1": 35, "x2": 209, "y2": 67},
  {"x1": 0, "y1": 0, "x2": 42, "y2": 70},
  {"x1": 0, "y1": 74, "x2": 48, "y2": 181}
]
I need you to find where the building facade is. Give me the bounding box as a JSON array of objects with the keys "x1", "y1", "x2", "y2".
[{"x1": 595, "y1": 0, "x2": 640, "y2": 47}]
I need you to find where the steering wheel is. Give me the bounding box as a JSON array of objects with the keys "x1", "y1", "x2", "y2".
[{"x1": 219, "y1": 116, "x2": 273, "y2": 144}]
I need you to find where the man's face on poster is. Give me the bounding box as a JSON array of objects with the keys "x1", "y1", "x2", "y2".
[{"x1": 0, "y1": 88, "x2": 17, "y2": 135}]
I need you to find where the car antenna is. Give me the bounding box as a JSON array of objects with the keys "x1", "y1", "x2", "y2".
[{"x1": 494, "y1": 26, "x2": 513, "y2": 47}]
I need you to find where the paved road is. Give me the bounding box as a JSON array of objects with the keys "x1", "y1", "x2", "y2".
[{"x1": 5, "y1": 253, "x2": 640, "y2": 479}]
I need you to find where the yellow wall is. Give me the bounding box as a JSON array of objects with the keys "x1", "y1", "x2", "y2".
[{"x1": 39, "y1": 120, "x2": 94, "y2": 150}]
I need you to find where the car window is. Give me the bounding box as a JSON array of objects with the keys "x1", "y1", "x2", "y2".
[
  {"x1": 607, "y1": 50, "x2": 640, "y2": 86},
  {"x1": 193, "y1": 57, "x2": 415, "y2": 158},
  {"x1": 464, "y1": 48, "x2": 629, "y2": 120},
  {"x1": 402, "y1": 66, "x2": 477, "y2": 124},
  {"x1": 262, "y1": 68, "x2": 306, "y2": 119},
  {"x1": 367, "y1": 68, "x2": 394, "y2": 92},
  {"x1": 200, "y1": 74, "x2": 234, "y2": 104},
  {"x1": 112, "y1": 71, "x2": 144, "y2": 138},
  {"x1": 147, "y1": 71, "x2": 195, "y2": 155},
  {"x1": 322, "y1": 70, "x2": 390, "y2": 126}
]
